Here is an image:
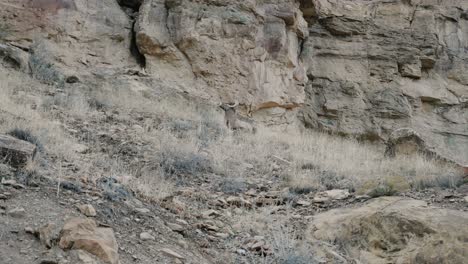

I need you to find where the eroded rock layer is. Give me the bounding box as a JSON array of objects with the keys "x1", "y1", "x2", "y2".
[
  {"x1": 299, "y1": 0, "x2": 468, "y2": 164},
  {"x1": 135, "y1": 0, "x2": 308, "y2": 124},
  {"x1": 0, "y1": 0, "x2": 466, "y2": 163}
]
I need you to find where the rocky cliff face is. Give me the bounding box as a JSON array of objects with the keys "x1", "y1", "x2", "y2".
[
  {"x1": 299, "y1": 0, "x2": 468, "y2": 165},
  {"x1": 0, "y1": 0, "x2": 467, "y2": 163},
  {"x1": 134, "y1": 0, "x2": 309, "y2": 125}
]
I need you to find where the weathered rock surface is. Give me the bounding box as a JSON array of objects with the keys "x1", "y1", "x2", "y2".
[
  {"x1": 78, "y1": 204, "x2": 97, "y2": 217},
  {"x1": 59, "y1": 218, "x2": 119, "y2": 264},
  {"x1": 299, "y1": 0, "x2": 468, "y2": 165},
  {"x1": 135, "y1": 0, "x2": 308, "y2": 125},
  {"x1": 308, "y1": 197, "x2": 468, "y2": 264},
  {"x1": 0, "y1": 0, "x2": 136, "y2": 85},
  {"x1": 0, "y1": 134, "x2": 37, "y2": 167},
  {"x1": 0, "y1": 0, "x2": 466, "y2": 162}
]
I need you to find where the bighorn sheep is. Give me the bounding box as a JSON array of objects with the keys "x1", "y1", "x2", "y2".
[
  {"x1": 218, "y1": 101, "x2": 257, "y2": 133},
  {"x1": 218, "y1": 102, "x2": 239, "y2": 130}
]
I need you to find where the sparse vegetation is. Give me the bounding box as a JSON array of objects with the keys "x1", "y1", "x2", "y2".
[
  {"x1": 7, "y1": 128, "x2": 44, "y2": 152},
  {"x1": 0, "y1": 56, "x2": 464, "y2": 263},
  {"x1": 218, "y1": 177, "x2": 247, "y2": 194},
  {"x1": 1, "y1": 65, "x2": 461, "y2": 200},
  {"x1": 29, "y1": 43, "x2": 64, "y2": 85},
  {"x1": 1, "y1": 1, "x2": 467, "y2": 263}
]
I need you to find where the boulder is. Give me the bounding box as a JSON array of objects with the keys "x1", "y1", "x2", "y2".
[
  {"x1": 59, "y1": 218, "x2": 119, "y2": 264},
  {"x1": 0, "y1": 134, "x2": 37, "y2": 168},
  {"x1": 308, "y1": 197, "x2": 468, "y2": 264},
  {"x1": 139, "y1": 232, "x2": 155, "y2": 241},
  {"x1": 0, "y1": 44, "x2": 30, "y2": 72},
  {"x1": 134, "y1": 0, "x2": 306, "y2": 124},
  {"x1": 78, "y1": 204, "x2": 97, "y2": 217},
  {"x1": 7, "y1": 207, "x2": 26, "y2": 218},
  {"x1": 384, "y1": 128, "x2": 429, "y2": 158},
  {"x1": 69, "y1": 250, "x2": 104, "y2": 264},
  {"x1": 38, "y1": 223, "x2": 57, "y2": 249}
]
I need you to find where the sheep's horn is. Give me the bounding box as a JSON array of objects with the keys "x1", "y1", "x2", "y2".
[{"x1": 227, "y1": 101, "x2": 239, "y2": 108}]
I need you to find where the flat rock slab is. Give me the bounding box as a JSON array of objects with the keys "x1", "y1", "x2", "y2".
[
  {"x1": 308, "y1": 197, "x2": 468, "y2": 263},
  {"x1": 0, "y1": 134, "x2": 36, "y2": 167}
]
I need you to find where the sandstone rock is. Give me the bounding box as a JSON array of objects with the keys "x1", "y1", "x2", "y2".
[
  {"x1": 383, "y1": 127, "x2": 457, "y2": 165},
  {"x1": 75, "y1": 250, "x2": 102, "y2": 264},
  {"x1": 139, "y1": 232, "x2": 155, "y2": 241},
  {"x1": 7, "y1": 207, "x2": 26, "y2": 218},
  {"x1": 0, "y1": 134, "x2": 37, "y2": 168},
  {"x1": 0, "y1": 0, "x2": 465, "y2": 170},
  {"x1": 0, "y1": 44, "x2": 30, "y2": 72},
  {"x1": 78, "y1": 204, "x2": 97, "y2": 217},
  {"x1": 166, "y1": 223, "x2": 185, "y2": 233},
  {"x1": 384, "y1": 128, "x2": 429, "y2": 158},
  {"x1": 308, "y1": 197, "x2": 468, "y2": 264},
  {"x1": 313, "y1": 189, "x2": 350, "y2": 203},
  {"x1": 202, "y1": 209, "x2": 221, "y2": 219},
  {"x1": 38, "y1": 223, "x2": 57, "y2": 249},
  {"x1": 1, "y1": 179, "x2": 25, "y2": 189},
  {"x1": 59, "y1": 218, "x2": 119, "y2": 264},
  {"x1": 399, "y1": 60, "x2": 422, "y2": 79},
  {"x1": 300, "y1": 0, "x2": 468, "y2": 165},
  {"x1": 295, "y1": 199, "x2": 311, "y2": 206}
]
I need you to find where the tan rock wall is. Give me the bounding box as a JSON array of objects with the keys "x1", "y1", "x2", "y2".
[{"x1": 299, "y1": 0, "x2": 468, "y2": 164}]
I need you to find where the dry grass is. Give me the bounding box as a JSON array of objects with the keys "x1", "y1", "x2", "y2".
[
  {"x1": 0, "y1": 69, "x2": 78, "y2": 163},
  {"x1": 207, "y1": 128, "x2": 462, "y2": 194},
  {"x1": 94, "y1": 85, "x2": 461, "y2": 198},
  {"x1": 231, "y1": 206, "x2": 319, "y2": 263},
  {"x1": 126, "y1": 167, "x2": 175, "y2": 202},
  {"x1": 0, "y1": 64, "x2": 461, "y2": 201}
]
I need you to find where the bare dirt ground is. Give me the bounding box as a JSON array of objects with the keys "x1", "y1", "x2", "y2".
[{"x1": 1, "y1": 165, "x2": 467, "y2": 264}]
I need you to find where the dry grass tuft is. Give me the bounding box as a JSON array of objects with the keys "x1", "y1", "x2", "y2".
[
  {"x1": 207, "y1": 127, "x2": 462, "y2": 194},
  {"x1": 0, "y1": 69, "x2": 78, "y2": 162},
  {"x1": 1, "y1": 64, "x2": 461, "y2": 201}
]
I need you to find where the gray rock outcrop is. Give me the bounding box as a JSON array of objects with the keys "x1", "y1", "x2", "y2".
[
  {"x1": 299, "y1": 0, "x2": 468, "y2": 165},
  {"x1": 308, "y1": 197, "x2": 468, "y2": 263},
  {"x1": 0, "y1": 134, "x2": 37, "y2": 168}
]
